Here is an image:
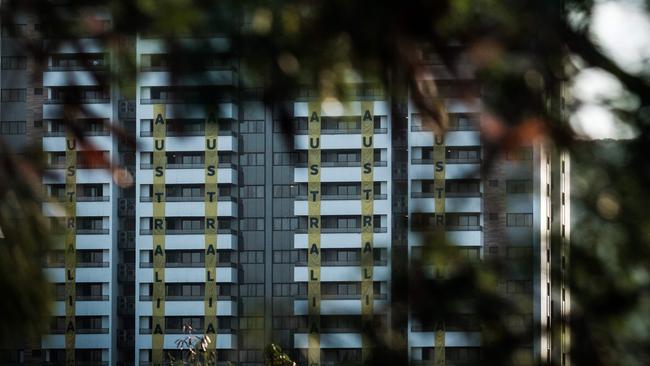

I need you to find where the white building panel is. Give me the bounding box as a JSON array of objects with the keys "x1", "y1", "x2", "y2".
[{"x1": 294, "y1": 198, "x2": 390, "y2": 216}]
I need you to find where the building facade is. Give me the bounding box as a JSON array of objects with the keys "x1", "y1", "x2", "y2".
[{"x1": 0, "y1": 19, "x2": 570, "y2": 366}]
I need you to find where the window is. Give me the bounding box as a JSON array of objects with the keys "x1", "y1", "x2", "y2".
[
  {"x1": 506, "y1": 213, "x2": 533, "y2": 227},
  {"x1": 240, "y1": 185, "x2": 264, "y2": 198},
  {"x1": 0, "y1": 121, "x2": 26, "y2": 135},
  {"x1": 273, "y1": 184, "x2": 299, "y2": 198},
  {"x1": 273, "y1": 152, "x2": 298, "y2": 166},
  {"x1": 240, "y1": 120, "x2": 265, "y2": 133},
  {"x1": 446, "y1": 179, "x2": 480, "y2": 195},
  {"x1": 1, "y1": 89, "x2": 26, "y2": 102},
  {"x1": 240, "y1": 153, "x2": 264, "y2": 166},
  {"x1": 1, "y1": 24, "x2": 26, "y2": 38},
  {"x1": 1, "y1": 56, "x2": 26, "y2": 69},
  {"x1": 446, "y1": 213, "x2": 480, "y2": 228},
  {"x1": 272, "y1": 217, "x2": 298, "y2": 230},
  {"x1": 506, "y1": 280, "x2": 532, "y2": 293},
  {"x1": 506, "y1": 147, "x2": 533, "y2": 160},
  {"x1": 506, "y1": 180, "x2": 533, "y2": 194},
  {"x1": 240, "y1": 251, "x2": 264, "y2": 263},
  {"x1": 449, "y1": 114, "x2": 478, "y2": 130},
  {"x1": 240, "y1": 218, "x2": 264, "y2": 230},
  {"x1": 446, "y1": 147, "x2": 480, "y2": 161}
]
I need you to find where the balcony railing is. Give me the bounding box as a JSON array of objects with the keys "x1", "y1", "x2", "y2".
[
  {"x1": 140, "y1": 130, "x2": 236, "y2": 137},
  {"x1": 410, "y1": 125, "x2": 479, "y2": 132},
  {"x1": 295, "y1": 194, "x2": 387, "y2": 201},
  {"x1": 139, "y1": 262, "x2": 237, "y2": 268},
  {"x1": 44, "y1": 262, "x2": 109, "y2": 268},
  {"x1": 295, "y1": 227, "x2": 387, "y2": 234},
  {"x1": 411, "y1": 191, "x2": 482, "y2": 198},
  {"x1": 139, "y1": 228, "x2": 236, "y2": 235},
  {"x1": 139, "y1": 196, "x2": 236, "y2": 202},
  {"x1": 411, "y1": 158, "x2": 482, "y2": 164},
  {"x1": 295, "y1": 161, "x2": 387, "y2": 168},
  {"x1": 140, "y1": 96, "x2": 235, "y2": 105},
  {"x1": 76, "y1": 229, "x2": 110, "y2": 235},
  {"x1": 47, "y1": 65, "x2": 107, "y2": 72},
  {"x1": 139, "y1": 295, "x2": 236, "y2": 301},
  {"x1": 55, "y1": 295, "x2": 109, "y2": 301},
  {"x1": 139, "y1": 328, "x2": 235, "y2": 335},
  {"x1": 49, "y1": 196, "x2": 110, "y2": 202},
  {"x1": 296, "y1": 260, "x2": 388, "y2": 267},
  {"x1": 48, "y1": 163, "x2": 110, "y2": 169},
  {"x1": 44, "y1": 130, "x2": 110, "y2": 137},
  {"x1": 295, "y1": 128, "x2": 388, "y2": 135},
  {"x1": 49, "y1": 328, "x2": 109, "y2": 334},
  {"x1": 43, "y1": 362, "x2": 109, "y2": 366},
  {"x1": 139, "y1": 162, "x2": 236, "y2": 170},
  {"x1": 140, "y1": 65, "x2": 236, "y2": 72},
  {"x1": 44, "y1": 98, "x2": 110, "y2": 104},
  {"x1": 411, "y1": 225, "x2": 482, "y2": 232}
]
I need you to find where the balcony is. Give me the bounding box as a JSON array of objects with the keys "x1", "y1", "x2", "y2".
[
  {"x1": 44, "y1": 98, "x2": 110, "y2": 104},
  {"x1": 54, "y1": 295, "x2": 109, "y2": 301},
  {"x1": 295, "y1": 194, "x2": 387, "y2": 201},
  {"x1": 295, "y1": 227, "x2": 387, "y2": 234},
  {"x1": 76, "y1": 229, "x2": 110, "y2": 235},
  {"x1": 295, "y1": 161, "x2": 387, "y2": 168},
  {"x1": 48, "y1": 328, "x2": 109, "y2": 335},
  {"x1": 44, "y1": 261, "x2": 109, "y2": 268},
  {"x1": 138, "y1": 294, "x2": 236, "y2": 302},
  {"x1": 411, "y1": 158, "x2": 481, "y2": 165},
  {"x1": 139, "y1": 195, "x2": 236, "y2": 203},
  {"x1": 139, "y1": 162, "x2": 236, "y2": 170},
  {"x1": 44, "y1": 130, "x2": 110, "y2": 137},
  {"x1": 139, "y1": 262, "x2": 237, "y2": 269},
  {"x1": 138, "y1": 327, "x2": 235, "y2": 335},
  {"x1": 139, "y1": 228, "x2": 236, "y2": 235},
  {"x1": 140, "y1": 129, "x2": 236, "y2": 137},
  {"x1": 295, "y1": 128, "x2": 387, "y2": 135}
]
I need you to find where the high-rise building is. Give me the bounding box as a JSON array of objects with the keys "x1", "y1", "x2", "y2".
[{"x1": 0, "y1": 17, "x2": 570, "y2": 366}]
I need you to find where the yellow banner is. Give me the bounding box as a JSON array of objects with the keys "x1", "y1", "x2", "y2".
[
  {"x1": 360, "y1": 102, "x2": 375, "y2": 362},
  {"x1": 307, "y1": 102, "x2": 321, "y2": 366},
  {"x1": 435, "y1": 326, "x2": 446, "y2": 366},
  {"x1": 152, "y1": 104, "x2": 166, "y2": 364},
  {"x1": 204, "y1": 111, "x2": 219, "y2": 357},
  {"x1": 64, "y1": 133, "x2": 76, "y2": 365}
]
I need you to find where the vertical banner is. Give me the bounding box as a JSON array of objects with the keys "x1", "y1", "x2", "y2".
[
  {"x1": 307, "y1": 102, "x2": 321, "y2": 366},
  {"x1": 64, "y1": 132, "x2": 77, "y2": 365},
  {"x1": 152, "y1": 105, "x2": 166, "y2": 365},
  {"x1": 204, "y1": 111, "x2": 219, "y2": 358},
  {"x1": 433, "y1": 132, "x2": 446, "y2": 365},
  {"x1": 360, "y1": 102, "x2": 375, "y2": 362},
  {"x1": 435, "y1": 324, "x2": 446, "y2": 366},
  {"x1": 433, "y1": 134, "x2": 446, "y2": 227}
]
